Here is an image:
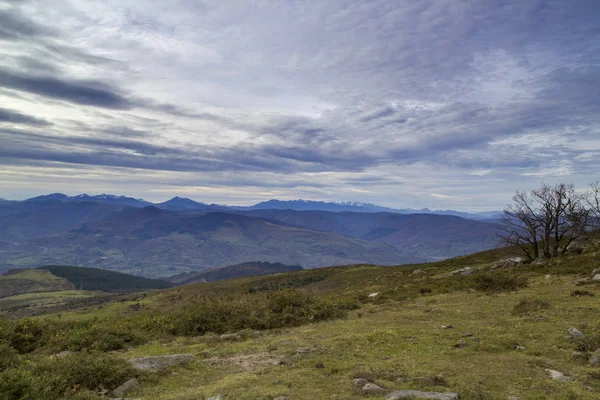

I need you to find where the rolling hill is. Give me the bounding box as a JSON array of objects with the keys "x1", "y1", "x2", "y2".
[
  {"x1": 0, "y1": 207, "x2": 420, "y2": 277},
  {"x1": 166, "y1": 261, "x2": 304, "y2": 285}
]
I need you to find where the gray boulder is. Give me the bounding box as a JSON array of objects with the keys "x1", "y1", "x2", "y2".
[
  {"x1": 411, "y1": 269, "x2": 426, "y2": 276},
  {"x1": 491, "y1": 257, "x2": 526, "y2": 269},
  {"x1": 129, "y1": 354, "x2": 195, "y2": 371},
  {"x1": 362, "y1": 383, "x2": 386, "y2": 394},
  {"x1": 273, "y1": 397, "x2": 289, "y2": 400},
  {"x1": 589, "y1": 348, "x2": 600, "y2": 366},
  {"x1": 545, "y1": 369, "x2": 571, "y2": 381},
  {"x1": 568, "y1": 327, "x2": 586, "y2": 339},
  {"x1": 592, "y1": 274, "x2": 600, "y2": 282},
  {"x1": 386, "y1": 390, "x2": 459, "y2": 399},
  {"x1": 449, "y1": 267, "x2": 475, "y2": 276},
  {"x1": 112, "y1": 378, "x2": 139, "y2": 398},
  {"x1": 208, "y1": 395, "x2": 224, "y2": 400}
]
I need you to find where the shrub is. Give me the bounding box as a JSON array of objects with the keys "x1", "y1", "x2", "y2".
[
  {"x1": 0, "y1": 352, "x2": 142, "y2": 400},
  {"x1": 0, "y1": 340, "x2": 19, "y2": 371},
  {"x1": 472, "y1": 273, "x2": 528, "y2": 293},
  {"x1": 571, "y1": 290, "x2": 594, "y2": 297},
  {"x1": 512, "y1": 298, "x2": 551, "y2": 316}
]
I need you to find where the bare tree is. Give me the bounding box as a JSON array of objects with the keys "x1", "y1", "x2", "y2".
[
  {"x1": 501, "y1": 183, "x2": 590, "y2": 260},
  {"x1": 589, "y1": 181, "x2": 600, "y2": 229}
]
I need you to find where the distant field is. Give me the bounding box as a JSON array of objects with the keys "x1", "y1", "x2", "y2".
[{"x1": 0, "y1": 269, "x2": 73, "y2": 298}]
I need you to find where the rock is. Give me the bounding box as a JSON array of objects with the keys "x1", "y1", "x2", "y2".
[
  {"x1": 110, "y1": 398, "x2": 142, "y2": 400},
  {"x1": 449, "y1": 267, "x2": 475, "y2": 276},
  {"x1": 208, "y1": 395, "x2": 224, "y2": 400},
  {"x1": 515, "y1": 345, "x2": 526, "y2": 351},
  {"x1": 592, "y1": 274, "x2": 600, "y2": 282},
  {"x1": 592, "y1": 269, "x2": 600, "y2": 276},
  {"x1": 352, "y1": 378, "x2": 369, "y2": 390},
  {"x1": 128, "y1": 354, "x2": 195, "y2": 370},
  {"x1": 295, "y1": 347, "x2": 315, "y2": 354},
  {"x1": 112, "y1": 378, "x2": 139, "y2": 398},
  {"x1": 273, "y1": 397, "x2": 289, "y2": 400},
  {"x1": 411, "y1": 269, "x2": 425, "y2": 275},
  {"x1": 589, "y1": 348, "x2": 600, "y2": 366},
  {"x1": 545, "y1": 369, "x2": 571, "y2": 381},
  {"x1": 545, "y1": 275, "x2": 551, "y2": 280},
  {"x1": 531, "y1": 257, "x2": 546, "y2": 265},
  {"x1": 362, "y1": 383, "x2": 386, "y2": 394},
  {"x1": 368, "y1": 292, "x2": 379, "y2": 298},
  {"x1": 453, "y1": 339, "x2": 467, "y2": 348},
  {"x1": 508, "y1": 396, "x2": 523, "y2": 400},
  {"x1": 386, "y1": 390, "x2": 459, "y2": 399},
  {"x1": 491, "y1": 257, "x2": 526, "y2": 269},
  {"x1": 54, "y1": 350, "x2": 72, "y2": 359},
  {"x1": 441, "y1": 325, "x2": 453, "y2": 329},
  {"x1": 568, "y1": 327, "x2": 586, "y2": 339},
  {"x1": 566, "y1": 242, "x2": 585, "y2": 254},
  {"x1": 220, "y1": 333, "x2": 240, "y2": 341}
]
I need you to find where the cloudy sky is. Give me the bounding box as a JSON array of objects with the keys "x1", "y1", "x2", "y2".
[{"x1": 0, "y1": 0, "x2": 599, "y2": 210}]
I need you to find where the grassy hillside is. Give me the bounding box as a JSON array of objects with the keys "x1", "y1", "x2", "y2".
[
  {"x1": 167, "y1": 261, "x2": 304, "y2": 285},
  {"x1": 0, "y1": 269, "x2": 73, "y2": 298},
  {"x1": 1, "y1": 233, "x2": 600, "y2": 399}
]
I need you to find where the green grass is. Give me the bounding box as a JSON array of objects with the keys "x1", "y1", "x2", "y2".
[
  {"x1": 0, "y1": 269, "x2": 73, "y2": 298},
  {"x1": 1, "y1": 236, "x2": 600, "y2": 399}
]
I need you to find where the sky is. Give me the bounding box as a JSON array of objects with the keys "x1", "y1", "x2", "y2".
[{"x1": 0, "y1": 0, "x2": 599, "y2": 211}]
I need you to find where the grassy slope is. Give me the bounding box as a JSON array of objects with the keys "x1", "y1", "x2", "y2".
[
  {"x1": 0, "y1": 269, "x2": 74, "y2": 298},
  {"x1": 8, "y1": 235, "x2": 600, "y2": 399}
]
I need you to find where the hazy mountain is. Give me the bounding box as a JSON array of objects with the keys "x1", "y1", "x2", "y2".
[
  {"x1": 241, "y1": 209, "x2": 502, "y2": 260},
  {"x1": 0, "y1": 207, "x2": 420, "y2": 277},
  {"x1": 167, "y1": 261, "x2": 304, "y2": 285},
  {"x1": 69, "y1": 194, "x2": 152, "y2": 207},
  {"x1": 7, "y1": 193, "x2": 502, "y2": 220},
  {"x1": 155, "y1": 196, "x2": 209, "y2": 211},
  {"x1": 0, "y1": 201, "x2": 130, "y2": 240}
]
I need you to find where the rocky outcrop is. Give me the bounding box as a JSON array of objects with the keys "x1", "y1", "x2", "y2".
[
  {"x1": 386, "y1": 390, "x2": 459, "y2": 399},
  {"x1": 128, "y1": 354, "x2": 195, "y2": 371},
  {"x1": 491, "y1": 257, "x2": 526, "y2": 269},
  {"x1": 113, "y1": 378, "x2": 139, "y2": 397}
]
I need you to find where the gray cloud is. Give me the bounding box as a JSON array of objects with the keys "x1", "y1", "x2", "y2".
[
  {"x1": 0, "y1": 107, "x2": 50, "y2": 126},
  {"x1": 0, "y1": 0, "x2": 598, "y2": 209}
]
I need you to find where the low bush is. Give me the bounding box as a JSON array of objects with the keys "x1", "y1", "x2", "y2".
[
  {"x1": 472, "y1": 273, "x2": 528, "y2": 293},
  {"x1": 512, "y1": 297, "x2": 551, "y2": 316},
  {"x1": 0, "y1": 352, "x2": 141, "y2": 400}
]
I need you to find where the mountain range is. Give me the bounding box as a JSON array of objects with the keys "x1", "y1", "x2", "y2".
[
  {"x1": 0, "y1": 194, "x2": 505, "y2": 278},
  {"x1": 2, "y1": 193, "x2": 502, "y2": 220}
]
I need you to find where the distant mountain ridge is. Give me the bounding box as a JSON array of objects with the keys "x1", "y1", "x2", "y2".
[
  {"x1": 167, "y1": 261, "x2": 304, "y2": 285},
  {"x1": 5, "y1": 193, "x2": 501, "y2": 219}
]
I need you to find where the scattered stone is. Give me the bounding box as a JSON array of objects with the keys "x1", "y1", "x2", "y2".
[
  {"x1": 112, "y1": 378, "x2": 139, "y2": 398},
  {"x1": 491, "y1": 257, "x2": 526, "y2": 269},
  {"x1": 368, "y1": 292, "x2": 379, "y2": 298},
  {"x1": 449, "y1": 267, "x2": 475, "y2": 276},
  {"x1": 592, "y1": 269, "x2": 600, "y2": 276},
  {"x1": 531, "y1": 257, "x2": 546, "y2": 265},
  {"x1": 441, "y1": 325, "x2": 453, "y2": 329},
  {"x1": 220, "y1": 333, "x2": 240, "y2": 341},
  {"x1": 295, "y1": 347, "x2": 315, "y2": 354},
  {"x1": 453, "y1": 339, "x2": 467, "y2": 349},
  {"x1": 128, "y1": 354, "x2": 195, "y2": 371},
  {"x1": 545, "y1": 275, "x2": 552, "y2": 280},
  {"x1": 515, "y1": 345, "x2": 526, "y2": 351},
  {"x1": 411, "y1": 269, "x2": 426, "y2": 275},
  {"x1": 353, "y1": 378, "x2": 369, "y2": 389},
  {"x1": 589, "y1": 348, "x2": 600, "y2": 366},
  {"x1": 425, "y1": 308, "x2": 438, "y2": 313},
  {"x1": 273, "y1": 397, "x2": 289, "y2": 400},
  {"x1": 386, "y1": 390, "x2": 459, "y2": 400},
  {"x1": 566, "y1": 242, "x2": 585, "y2": 254},
  {"x1": 362, "y1": 383, "x2": 386, "y2": 394},
  {"x1": 508, "y1": 396, "x2": 523, "y2": 400},
  {"x1": 208, "y1": 395, "x2": 223, "y2": 400},
  {"x1": 545, "y1": 369, "x2": 571, "y2": 381},
  {"x1": 568, "y1": 327, "x2": 586, "y2": 339},
  {"x1": 53, "y1": 350, "x2": 72, "y2": 359},
  {"x1": 592, "y1": 274, "x2": 600, "y2": 282}
]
